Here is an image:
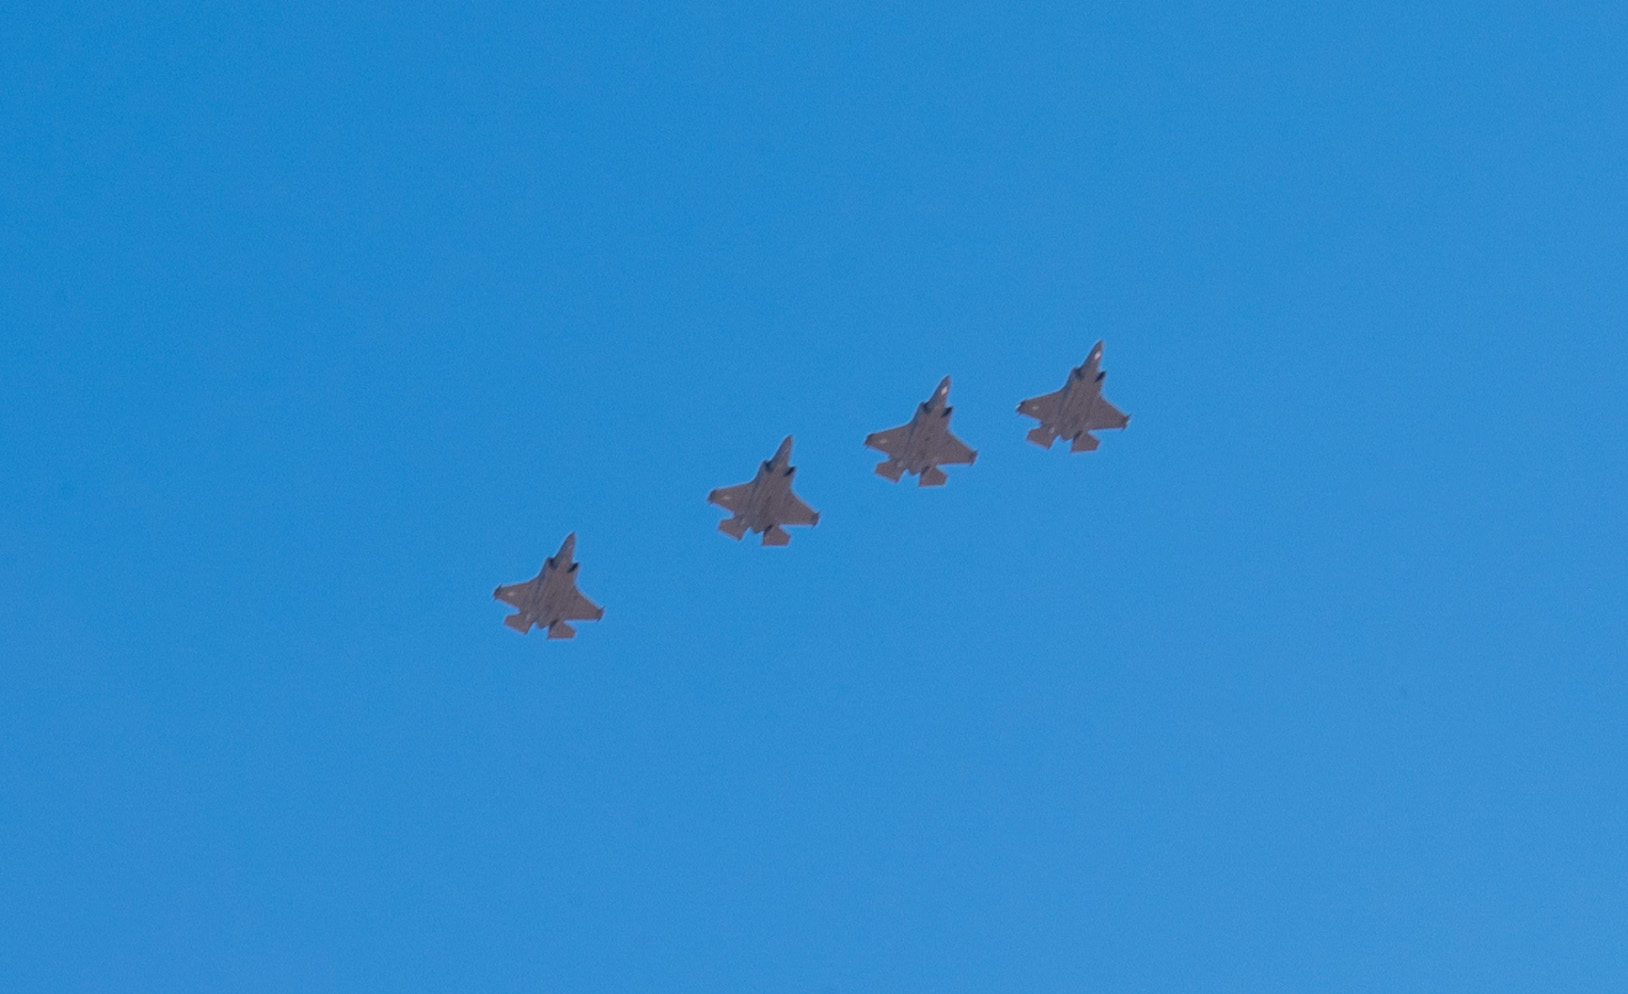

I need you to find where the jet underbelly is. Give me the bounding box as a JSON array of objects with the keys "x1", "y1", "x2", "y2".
[
  {"x1": 1065, "y1": 387, "x2": 1100, "y2": 430},
  {"x1": 740, "y1": 485, "x2": 775, "y2": 529},
  {"x1": 903, "y1": 421, "x2": 941, "y2": 470}
]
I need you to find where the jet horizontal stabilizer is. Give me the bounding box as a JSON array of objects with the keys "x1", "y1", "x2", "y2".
[
  {"x1": 762, "y1": 526, "x2": 791, "y2": 546},
  {"x1": 503, "y1": 614, "x2": 532, "y2": 633},
  {"x1": 547, "y1": 621, "x2": 576, "y2": 639},
  {"x1": 874, "y1": 460, "x2": 904, "y2": 482},
  {"x1": 1025, "y1": 426, "x2": 1055, "y2": 448},
  {"x1": 1070, "y1": 432, "x2": 1100, "y2": 452},
  {"x1": 718, "y1": 516, "x2": 749, "y2": 539},
  {"x1": 918, "y1": 466, "x2": 948, "y2": 487}
]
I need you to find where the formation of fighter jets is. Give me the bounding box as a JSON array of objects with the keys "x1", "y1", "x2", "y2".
[{"x1": 494, "y1": 342, "x2": 1131, "y2": 639}]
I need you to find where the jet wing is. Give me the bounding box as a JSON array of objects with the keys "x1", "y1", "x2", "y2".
[
  {"x1": 863, "y1": 424, "x2": 910, "y2": 457},
  {"x1": 773, "y1": 491, "x2": 820, "y2": 527},
  {"x1": 1084, "y1": 396, "x2": 1129, "y2": 430},
  {"x1": 494, "y1": 582, "x2": 529, "y2": 608},
  {"x1": 562, "y1": 588, "x2": 604, "y2": 622},
  {"x1": 926, "y1": 432, "x2": 976, "y2": 466},
  {"x1": 1017, "y1": 389, "x2": 1064, "y2": 425},
  {"x1": 707, "y1": 482, "x2": 752, "y2": 511}
]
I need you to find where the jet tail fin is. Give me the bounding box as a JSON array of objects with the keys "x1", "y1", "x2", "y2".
[
  {"x1": 874, "y1": 459, "x2": 904, "y2": 482},
  {"x1": 1069, "y1": 432, "x2": 1101, "y2": 452},
  {"x1": 918, "y1": 466, "x2": 947, "y2": 487},
  {"x1": 762, "y1": 526, "x2": 791, "y2": 546},
  {"x1": 1025, "y1": 426, "x2": 1056, "y2": 448},
  {"x1": 717, "y1": 516, "x2": 748, "y2": 539},
  {"x1": 503, "y1": 613, "x2": 531, "y2": 633},
  {"x1": 547, "y1": 621, "x2": 576, "y2": 639}
]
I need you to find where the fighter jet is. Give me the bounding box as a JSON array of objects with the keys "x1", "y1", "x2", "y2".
[
  {"x1": 1017, "y1": 341, "x2": 1131, "y2": 452},
  {"x1": 708, "y1": 435, "x2": 820, "y2": 546},
  {"x1": 864, "y1": 376, "x2": 977, "y2": 486},
  {"x1": 493, "y1": 533, "x2": 604, "y2": 638}
]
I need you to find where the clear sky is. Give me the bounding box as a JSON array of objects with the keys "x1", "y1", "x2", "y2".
[{"x1": 3, "y1": 2, "x2": 1626, "y2": 991}]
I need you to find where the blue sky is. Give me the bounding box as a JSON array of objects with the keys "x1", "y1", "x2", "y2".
[{"x1": 3, "y1": 1, "x2": 1626, "y2": 991}]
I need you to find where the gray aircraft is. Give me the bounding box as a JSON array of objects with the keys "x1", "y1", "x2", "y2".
[
  {"x1": 708, "y1": 435, "x2": 820, "y2": 545},
  {"x1": 494, "y1": 533, "x2": 604, "y2": 638},
  {"x1": 864, "y1": 376, "x2": 977, "y2": 486},
  {"x1": 1017, "y1": 340, "x2": 1131, "y2": 452}
]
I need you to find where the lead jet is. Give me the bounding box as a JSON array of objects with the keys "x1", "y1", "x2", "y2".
[
  {"x1": 864, "y1": 376, "x2": 977, "y2": 486},
  {"x1": 493, "y1": 533, "x2": 604, "y2": 638},
  {"x1": 708, "y1": 435, "x2": 820, "y2": 546},
  {"x1": 1017, "y1": 340, "x2": 1130, "y2": 452}
]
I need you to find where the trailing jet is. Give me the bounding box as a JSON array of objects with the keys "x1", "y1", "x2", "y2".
[
  {"x1": 864, "y1": 376, "x2": 977, "y2": 486},
  {"x1": 708, "y1": 436, "x2": 820, "y2": 546},
  {"x1": 1017, "y1": 341, "x2": 1130, "y2": 452},
  {"x1": 494, "y1": 533, "x2": 604, "y2": 639}
]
